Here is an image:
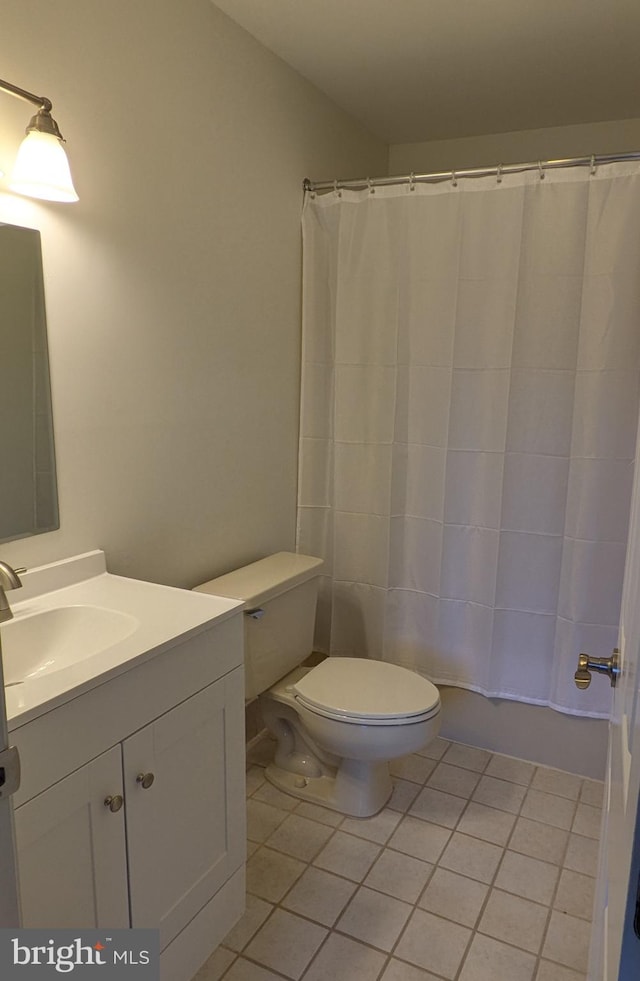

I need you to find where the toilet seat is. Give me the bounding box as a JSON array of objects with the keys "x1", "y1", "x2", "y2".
[{"x1": 293, "y1": 657, "x2": 440, "y2": 727}]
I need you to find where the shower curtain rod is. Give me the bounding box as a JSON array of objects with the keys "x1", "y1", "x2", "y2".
[{"x1": 303, "y1": 150, "x2": 640, "y2": 193}]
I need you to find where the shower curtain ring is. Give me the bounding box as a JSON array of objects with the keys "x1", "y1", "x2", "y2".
[
  {"x1": 496, "y1": 164, "x2": 503, "y2": 184},
  {"x1": 451, "y1": 170, "x2": 458, "y2": 187},
  {"x1": 538, "y1": 160, "x2": 545, "y2": 180},
  {"x1": 368, "y1": 177, "x2": 375, "y2": 195},
  {"x1": 409, "y1": 172, "x2": 415, "y2": 192},
  {"x1": 590, "y1": 154, "x2": 597, "y2": 176},
  {"x1": 334, "y1": 179, "x2": 342, "y2": 198}
]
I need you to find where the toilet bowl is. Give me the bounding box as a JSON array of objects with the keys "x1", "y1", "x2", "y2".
[
  {"x1": 194, "y1": 552, "x2": 441, "y2": 817},
  {"x1": 261, "y1": 658, "x2": 440, "y2": 816}
]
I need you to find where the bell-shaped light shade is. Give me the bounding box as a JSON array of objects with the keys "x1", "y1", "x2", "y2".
[{"x1": 10, "y1": 130, "x2": 78, "y2": 203}]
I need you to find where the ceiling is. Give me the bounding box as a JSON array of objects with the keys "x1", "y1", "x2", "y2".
[{"x1": 212, "y1": 0, "x2": 640, "y2": 145}]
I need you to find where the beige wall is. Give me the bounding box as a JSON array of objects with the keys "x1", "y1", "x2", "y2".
[
  {"x1": 0, "y1": 0, "x2": 386, "y2": 586},
  {"x1": 390, "y1": 117, "x2": 640, "y2": 175}
]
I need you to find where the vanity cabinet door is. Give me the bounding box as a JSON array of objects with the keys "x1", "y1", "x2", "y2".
[
  {"x1": 123, "y1": 666, "x2": 245, "y2": 950},
  {"x1": 14, "y1": 745, "x2": 129, "y2": 928}
]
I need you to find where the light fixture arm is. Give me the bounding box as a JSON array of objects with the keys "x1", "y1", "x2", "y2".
[
  {"x1": 0, "y1": 77, "x2": 64, "y2": 141},
  {"x1": 0, "y1": 77, "x2": 52, "y2": 112}
]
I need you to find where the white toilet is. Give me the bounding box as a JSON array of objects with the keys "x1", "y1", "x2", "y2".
[{"x1": 195, "y1": 552, "x2": 441, "y2": 817}]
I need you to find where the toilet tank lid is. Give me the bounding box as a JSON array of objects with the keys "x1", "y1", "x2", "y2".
[{"x1": 193, "y1": 551, "x2": 323, "y2": 608}]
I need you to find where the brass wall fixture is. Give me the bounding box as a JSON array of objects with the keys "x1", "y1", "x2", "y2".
[
  {"x1": 574, "y1": 649, "x2": 620, "y2": 689},
  {"x1": 0, "y1": 77, "x2": 78, "y2": 202}
]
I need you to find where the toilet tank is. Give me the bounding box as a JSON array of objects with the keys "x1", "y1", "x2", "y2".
[{"x1": 194, "y1": 552, "x2": 323, "y2": 700}]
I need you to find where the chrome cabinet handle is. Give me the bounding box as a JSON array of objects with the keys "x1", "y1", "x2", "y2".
[
  {"x1": 136, "y1": 772, "x2": 155, "y2": 790},
  {"x1": 574, "y1": 649, "x2": 620, "y2": 689},
  {"x1": 104, "y1": 794, "x2": 124, "y2": 812}
]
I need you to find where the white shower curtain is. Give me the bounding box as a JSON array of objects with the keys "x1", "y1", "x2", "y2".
[{"x1": 297, "y1": 162, "x2": 640, "y2": 717}]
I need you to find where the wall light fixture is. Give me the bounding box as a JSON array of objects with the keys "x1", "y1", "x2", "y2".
[{"x1": 0, "y1": 77, "x2": 78, "y2": 203}]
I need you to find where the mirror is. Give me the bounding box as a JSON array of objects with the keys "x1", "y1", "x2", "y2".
[{"x1": 0, "y1": 223, "x2": 59, "y2": 543}]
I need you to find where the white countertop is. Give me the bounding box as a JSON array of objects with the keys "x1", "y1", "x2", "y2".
[{"x1": 1, "y1": 551, "x2": 243, "y2": 729}]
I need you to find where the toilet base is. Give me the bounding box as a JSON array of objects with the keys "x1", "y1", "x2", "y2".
[{"x1": 265, "y1": 756, "x2": 393, "y2": 818}]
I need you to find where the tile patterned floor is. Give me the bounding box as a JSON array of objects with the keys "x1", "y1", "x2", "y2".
[{"x1": 195, "y1": 736, "x2": 603, "y2": 981}]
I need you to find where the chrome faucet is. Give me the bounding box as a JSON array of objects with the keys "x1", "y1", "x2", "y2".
[{"x1": 0, "y1": 561, "x2": 25, "y2": 623}]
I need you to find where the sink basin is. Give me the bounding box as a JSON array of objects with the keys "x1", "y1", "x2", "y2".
[
  {"x1": 1, "y1": 550, "x2": 243, "y2": 727},
  {"x1": 1, "y1": 605, "x2": 139, "y2": 686}
]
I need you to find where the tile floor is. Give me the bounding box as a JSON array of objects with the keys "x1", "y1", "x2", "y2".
[{"x1": 195, "y1": 736, "x2": 603, "y2": 981}]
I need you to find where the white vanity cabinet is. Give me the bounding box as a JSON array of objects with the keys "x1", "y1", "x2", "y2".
[
  {"x1": 9, "y1": 610, "x2": 246, "y2": 981},
  {"x1": 124, "y1": 671, "x2": 245, "y2": 941},
  {"x1": 15, "y1": 745, "x2": 129, "y2": 929}
]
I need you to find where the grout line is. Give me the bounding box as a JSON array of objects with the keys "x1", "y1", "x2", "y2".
[
  {"x1": 224, "y1": 738, "x2": 596, "y2": 981},
  {"x1": 451, "y1": 762, "x2": 532, "y2": 979}
]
